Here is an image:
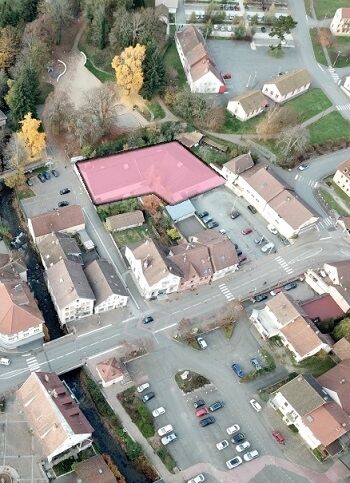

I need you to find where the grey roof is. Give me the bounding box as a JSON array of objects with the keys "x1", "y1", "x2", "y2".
[
  {"x1": 166, "y1": 200, "x2": 195, "y2": 221},
  {"x1": 276, "y1": 374, "x2": 332, "y2": 416},
  {"x1": 37, "y1": 232, "x2": 82, "y2": 267},
  {"x1": 46, "y1": 259, "x2": 95, "y2": 309},
  {"x1": 84, "y1": 259, "x2": 128, "y2": 305}
]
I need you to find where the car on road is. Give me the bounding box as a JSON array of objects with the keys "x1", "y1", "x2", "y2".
[
  {"x1": 43, "y1": 171, "x2": 51, "y2": 180},
  {"x1": 231, "y1": 363, "x2": 244, "y2": 378},
  {"x1": 267, "y1": 224, "x2": 278, "y2": 235},
  {"x1": 250, "y1": 399, "x2": 262, "y2": 412},
  {"x1": 38, "y1": 173, "x2": 46, "y2": 183},
  {"x1": 226, "y1": 456, "x2": 242, "y2": 469},
  {"x1": 196, "y1": 407, "x2": 209, "y2": 417},
  {"x1": 158, "y1": 424, "x2": 173, "y2": 436},
  {"x1": 270, "y1": 287, "x2": 282, "y2": 296},
  {"x1": 298, "y1": 163, "x2": 309, "y2": 171},
  {"x1": 216, "y1": 439, "x2": 229, "y2": 450},
  {"x1": 197, "y1": 211, "x2": 209, "y2": 219},
  {"x1": 0, "y1": 357, "x2": 10, "y2": 366},
  {"x1": 137, "y1": 383, "x2": 150, "y2": 393},
  {"x1": 143, "y1": 316, "x2": 154, "y2": 324},
  {"x1": 197, "y1": 336, "x2": 207, "y2": 349},
  {"x1": 226, "y1": 424, "x2": 240, "y2": 435},
  {"x1": 250, "y1": 358, "x2": 262, "y2": 371},
  {"x1": 231, "y1": 211, "x2": 240, "y2": 219},
  {"x1": 253, "y1": 293, "x2": 268, "y2": 303},
  {"x1": 152, "y1": 407, "x2": 165, "y2": 418},
  {"x1": 142, "y1": 392, "x2": 155, "y2": 402},
  {"x1": 247, "y1": 205, "x2": 257, "y2": 214},
  {"x1": 187, "y1": 474, "x2": 205, "y2": 483},
  {"x1": 230, "y1": 432, "x2": 246, "y2": 444},
  {"x1": 193, "y1": 399, "x2": 205, "y2": 409},
  {"x1": 242, "y1": 227, "x2": 253, "y2": 235},
  {"x1": 26, "y1": 178, "x2": 33, "y2": 186},
  {"x1": 199, "y1": 416, "x2": 215, "y2": 427},
  {"x1": 58, "y1": 201, "x2": 69, "y2": 208},
  {"x1": 60, "y1": 188, "x2": 70, "y2": 195},
  {"x1": 161, "y1": 432, "x2": 177, "y2": 445},
  {"x1": 223, "y1": 73, "x2": 231, "y2": 79},
  {"x1": 51, "y1": 169, "x2": 59, "y2": 177},
  {"x1": 244, "y1": 450, "x2": 259, "y2": 461},
  {"x1": 236, "y1": 441, "x2": 250, "y2": 452},
  {"x1": 284, "y1": 282, "x2": 297, "y2": 291},
  {"x1": 272, "y1": 431, "x2": 285, "y2": 444},
  {"x1": 209, "y1": 401, "x2": 224, "y2": 412},
  {"x1": 236, "y1": 249, "x2": 243, "y2": 257},
  {"x1": 207, "y1": 221, "x2": 219, "y2": 229}
]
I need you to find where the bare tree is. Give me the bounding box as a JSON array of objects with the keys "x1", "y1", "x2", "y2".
[
  {"x1": 277, "y1": 125, "x2": 309, "y2": 158},
  {"x1": 256, "y1": 106, "x2": 298, "y2": 141},
  {"x1": 177, "y1": 318, "x2": 193, "y2": 341},
  {"x1": 44, "y1": 91, "x2": 77, "y2": 135},
  {"x1": 83, "y1": 82, "x2": 119, "y2": 138}
]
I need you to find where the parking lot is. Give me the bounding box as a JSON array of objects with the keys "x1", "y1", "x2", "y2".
[{"x1": 191, "y1": 186, "x2": 287, "y2": 262}]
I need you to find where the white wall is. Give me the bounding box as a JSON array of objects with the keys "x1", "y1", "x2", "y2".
[
  {"x1": 262, "y1": 82, "x2": 310, "y2": 103},
  {"x1": 0, "y1": 324, "x2": 43, "y2": 349}
]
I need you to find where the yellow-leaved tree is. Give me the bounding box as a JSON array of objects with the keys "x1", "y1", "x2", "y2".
[
  {"x1": 18, "y1": 113, "x2": 46, "y2": 159},
  {"x1": 111, "y1": 44, "x2": 146, "y2": 97}
]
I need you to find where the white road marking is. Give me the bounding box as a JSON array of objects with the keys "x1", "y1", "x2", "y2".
[
  {"x1": 154, "y1": 323, "x2": 177, "y2": 334},
  {"x1": 77, "y1": 324, "x2": 112, "y2": 338},
  {"x1": 88, "y1": 345, "x2": 123, "y2": 359},
  {"x1": 320, "y1": 236, "x2": 331, "y2": 240}
]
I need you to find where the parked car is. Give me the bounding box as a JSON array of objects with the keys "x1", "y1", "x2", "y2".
[
  {"x1": 142, "y1": 392, "x2": 155, "y2": 402},
  {"x1": 242, "y1": 227, "x2": 253, "y2": 235},
  {"x1": 226, "y1": 456, "x2": 242, "y2": 469},
  {"x1": 250, "y1": 358, "x2": 262, "y2": 371},
  {"x1": 137, "y1": 383, "x2": 150, "y2": 393},
  {"x1": 236, "y1": 250, "x2": 243, "y2": 257},
  {"x1": 26, "y1": 178, "x2": 33, "y2": 186},
  {"x1": 239, "y1": 255, "x2": 247, "y2": 264},
  {"x1": 216, "y1": 439, "x2": 229, "y2": 450},
  {"x1": 219, "y1": 229, "x2": 226, "y2": 235},
  {"x1": 193, "y1": 399, "x2": 205, "y2": 409},
  {"x1": 270, "y1": 288, "x2": 282, "y2": 296},
  {"x1": 199, "y1": 416, "x2": 215, "y2": 427},
  {"x1": 158, "y1": 424, "x2": 173, "y2": 436},
  {"x1": 236, "y1": 441, "x2": 250, "y2": 452},
  {"x1": 250, "y1": 399, "x2": 262, "y2": 412},
  {"x1": 42, "y1": 171, "x2": 51, "y2": 180},
  {"x1": 284, "y1": 282, "x2": 297, "y2": 291},
  {"x1": 267, "y1": 224, "x2": 278, "y2": 235},
  {"x1": 261, "y1": 26, "x2": 266, "y2": 32},
  {"x1": 38, "y1": 173, "x2": 46, "y2": 183},
  {"x1": 223, "y1": 73, "x2": 231, "y2": 79},
  {"x1": 207, "y1": 221, "x2": 219, "y2": 229},
  {"x1": 231, "y1": 363, "x2": 244, "y2": 378},
  {"x1": 319, "y1": 269, "x2": 327, "y2": 278},
  {"x1": 209, "y1": 401, "x2": 224, "y2": 412},
  {"x1": 253, "y1": 293, "x2": 268, "y2": 303},
  {"x1": 254, "y1": 236, "x2": 265, "y2": 244},
  {"x1": 202, "y1": 216, "x2": 213, "y2": 224},
  {"x1": 58, "y1": 201, "x2": 69, "y2": 207},
  {"x1": 152, "y1": 407, "x2": 165, "y2": 418},
  {"x1": 298, "y1": 163, "x2": 309, "y2": 171},
  {"x1": 197, "y1": 211, "x2": 209, "y2": 219},
  {"x1": 161, "y1": 432, "x2": 177, "y2": 445},
  {"x1": 197, "y1": 336, "x2": 207, "y2": 349},
  {"x1": 0, "y1": 357, "x2": 10, "y2": 366},
  {"x1": 187, "y1": 474, "x2": 205, "y2": 483},
  {"x1": 243, "y1": 450, "x2": 259, "y2": 461},
  {"x1": 230, "y1": 432, "x2": 246, "y2": 444},
  {"x1": 247, "y1": 205, "x2": 257, "y2": 214},
  {"x1": 51, "y1": 169, "x2": 59, "y2": 177},
  {"x1": 59, "y1": 188, "x2": 70, "y2": 195},
  {"x1": 261, "y1": 242, "x2": 275, "y2": 253},
  {"x1": 196, "y1": 407, "x2": 209, "y2": 417},
  {"x1": 226, "y1": 424, "x2": 240, "y2": 435},
  {"x1": 143, "y1": 316, "x2": 154, "y2": 324},
  {"x1": 231, "y1": 211, "x2": 240, "y2": 219},
  {"x1": 272, "y1": 431, "x2": 285, "y2": 444}
]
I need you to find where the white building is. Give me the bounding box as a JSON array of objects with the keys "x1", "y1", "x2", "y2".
[
  {"x1": 125, "y1": 239, "x2": 182, "y2": 299},
  {"x1": 262, "y1": 69, "x2": 312, "y2": 104},
  {"x1": 227, "y1": 90, "x2": 267, "y2": 122},
  {"x1": 175, "y1": 25, "x2": 226, "y2": 94},
  {"x1": 333, "y1": 158, "x2": 350, "y2": 198},
  {"x1": 96, "y1": 357, "x2": 125, "y2": 387},
  {"x1": 46, "y1": 259, "x2": 95, "y2": 325},
  {"x1": 84, "y1": 259, "x2": 128, "y2": 313},
  {"x1": 17, "y1": 372, "x2": 93, "y2": 465},
  {"x1": 330, "y1": 8, "x2": 350, "y2": 36}
]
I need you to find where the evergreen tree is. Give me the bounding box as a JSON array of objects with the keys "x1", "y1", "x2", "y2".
[{"x1": 141, "y1": 43, "x2": 166, "y2": 99}]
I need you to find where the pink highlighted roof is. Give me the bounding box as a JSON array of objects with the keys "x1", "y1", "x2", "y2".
[{"x1": 77, "y1": 141, "x2": 225, "y2": 205}]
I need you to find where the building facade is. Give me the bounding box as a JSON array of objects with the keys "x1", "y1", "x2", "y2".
[
  {"x1": 333, "y1": 159, "x2": 350, "y2": 198},
  {"x1": 227, "y1": 90, "x2": 267, "y2": 122},
  {"x1": 262, "y1": 69, "x2": 311, "y2": 104},
  {"x1": 330, "y1": 8, "x2": 350, "y2": 36}
]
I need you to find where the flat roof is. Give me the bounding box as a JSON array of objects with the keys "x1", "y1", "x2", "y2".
[{"x1": 76, "y1": 141, "x2": 224, "y2": 205}]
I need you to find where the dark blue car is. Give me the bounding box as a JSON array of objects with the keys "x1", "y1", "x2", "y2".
[{"x1": 232, "y1": 363, "x2": 244, "y2": 378}]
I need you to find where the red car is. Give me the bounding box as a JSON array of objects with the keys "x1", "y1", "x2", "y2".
[
  {"x1": 242, "y1": 227, "x2": 253, "y2": 235},
  {"x1": 196, "y1": 407, "x2": 209, "y2": 417},
  {"x1": 223, "y1": 73, "x2": 231, "y2": 80},
  {"x1": 272, "y1": 431, "x2": 285, "y2": 445}
]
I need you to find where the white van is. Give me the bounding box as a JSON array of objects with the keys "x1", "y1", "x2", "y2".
[
  {"x1": 261, "y1": 242, "x2": 275, "y2": 253},
  {"x1": 0, "y1": 357, "x2": 10, "y2": 366}
]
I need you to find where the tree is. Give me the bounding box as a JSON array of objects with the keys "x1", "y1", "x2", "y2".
[
  {"x1": 167, "y1": 227, "x2": 180, "y2": 240},
  {"x1": 83, "y1": 82, "x2": 119, "y2": 137},
  {"x1": 19, "y1": 21, "x2": 51, "y2": 75},
  {"x1": 234, "y1": 22, "x2": 246, "y2": 39},
  {"x1": 333, "y1": 318, "x2": 350, "y2": 342},
  {"x1": 269, "y1": 15, "x2": 297, "y2": 47},
  {"x1": 44, "y1": 91, "x2": 76, "y2": 135},
  {"x1": 18, "y1": 113, "x2": 46, "y2": 158},
  {"x1": 3, "y1": 133, "x2": 28, "y2": 188},
  {"x1": 141, "y1": 43, "x2": 165, "y2": 99},
  {"x1": 109, "y1": 8, "x2": 133, "y2": 52},
  {"x1": 39, "y1": 0, "x2": 73, "y2": 44},
  {"x1": 256, "y1": 106, "x2": 298, "y2": 141},
  {"x1": 318, "y1": 28, "x2": 334, "y2": 48},
  {"x1": 142, "y1": 194, "x2": 162, "y2": 215},
  {"x1": 5, "y1": 63, "x2": 40, "y2": 127},
  {"x1": 89, "y1": 4, "x2": 108, "y2": 49},
  {"x1": 276, "y1": 125, "x2": 309, "y2": 161},
  {"x1": 0, "y1": 69, "x2": 8, "y2": 110},
  {"x1": 0, "y1": 26, "x2": 20, "y2": 70},
  {"x1": 111, "y1": 44, "x2": 146, "y2": 97},
  {"x1": 0, "y1": 0, "x2": 39, "y2": 28},
  {"x1": 189, "y1": 11, "x2": 197, "y2": 24}
]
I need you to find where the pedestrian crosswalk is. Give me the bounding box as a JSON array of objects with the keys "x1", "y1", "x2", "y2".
[
  {"x1": 26, "y1": 356, "x2": 40, "y2": 372},
  {"x1": 218, "y1": 283, "x2": 235, "y2": 302},
  {"x1": 328, "y1": 67, "x2": 340, "y2": 83},
  {"x1": 336, "y1": 103, "x2": 350, "y2": 112},
  {"x1": 275, "y1": 255, "x2": 294, "y2": 275},
  {"x1": 294, "y1": 174, "x2": 318, "y2": 188},
  {"x1": 317, "y1": 216, "x2": 335, "y2": 230}
]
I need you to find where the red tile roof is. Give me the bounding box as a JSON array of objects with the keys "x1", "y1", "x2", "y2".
[{"x1": 301, "y1": 295, "x2": 345, "y2": 321}]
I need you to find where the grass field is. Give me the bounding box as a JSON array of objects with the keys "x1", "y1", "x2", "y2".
[
  {"x1": 313, "y1": 0, "x2": 350, "y2": 19},
  {"x1": 84, "y1": 54, "x2": 115, "y2": 82},
  {"x1": 221, "y1": 111, "x2": 265, "y2": 134},
  {"x1": 113, "y1": 224, "x2": 156, "y2": 247},
  {"x1": 319, "y1": 189, "x2": 348, "y2": 215},
  {"x1": 287, "y1": 88, "x2": 332, "y2": 122},
  {"x1": 147, "y1": 101, "x2": 165, "y2": 120},
  {"x1": 309, "y1": 28, "x2": 328, "y2": 65},
  {"x1": 309, "y1": 111, "x2": 350, "y2": 145},
  {"x1": 164, "y1": 43, "x2": 187, "y2": 88}
]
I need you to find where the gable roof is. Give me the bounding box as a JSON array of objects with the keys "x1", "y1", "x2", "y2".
[
  {"x1": 73, "y1": 455, "x2": 116, "y2": 483},
  {"x1": 0, "y1": 281, "x2": 43, "y2": 335},
  {"x1": 169, "y1": 244, "x2": 213, "y2": 280},
  {"x1": 230, "y1": 90, "x2": 267, "y2": 114},
  {"x1": 276, "y1": 374, "x2": 332, "y2": 417},
  {"x1": 266, "y1": 69, "x2": 312, "y2": 96},
  {"x1": 175, "y1": 131, "x2": 203, "y2": 148},
  {"x1": 46, "y1": 259, "x2": 95, "y2": 309},
  {"x1": 105, "y1": 211, "x2": 144, "y2": 231},
  {"x1": 332, "y1": 338, "x2": 350, "y2": 361},
  {"x1": 84, "y1": 259, "x2": 127, "y2": 305},
  {"x1": 318, "y1": 360, "x2": 350, "y2": 415},
  {"x1": 340, "y1": 8, "x2": 350, "y2": 19},
  {"x1": 280, "y1": 316, "x2": 326, "y2": 358},
  {"x1": 269, "y1": 190, "x2": 315, "y2": 229},
  {"x1": 37, "y1": 232, "x2": 82, "y2": 267},
  {"x1": 189, "y1": 230, "x2": 239, "y2": 271},
  {"x1": 241, "y1": 166, "x2": 285, "y2": 202},
  {"x1": 266, "y1": 292, "x2": 303, "y2": 327},
  {"x1": 325, "y1": 261, "x2": 350, "y2": 287},
  {"x1": 223, "y1": 153, "x2": 254, "y2": 175},
  {"x1": 336, "y1": 158, "x2": 350, "y2": 181},
  {"x1": 96, "y1": 357, "x2": 124, "y2": 384},
  {"x1": 29, "y1": 205, "x2": 84, "y2": 238}
]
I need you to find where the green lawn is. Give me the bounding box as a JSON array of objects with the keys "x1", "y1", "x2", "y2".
[
  {"x1": 84, "y1": 54, "x2": 115, "y2": 82},
  {"x1": 319, "y1": 189, "x2": 349, "y2": 215},
  {"x1": 304, "y1": 0, "x2": 313, "y2": 16},
  {"x1": 17, "y1": 188, "x2": 35, "y2": 200},
  {"x1": 117, "y1": 388, "x2": 155, "y2": 438},
  {"x1": 164, "y1": 43, "x2": 186, "y2": 88},
  {"x1": 287, "y1": 88, "x2": 332, "y2": 122},
  {"x1": 156, "y1": 447, "x2": 177, "y2": 472},
  {"x1": 147, "y1": 101, "x2": 165, "y2": 120},
  {"x1": 221, "y1": 111, "x2": 265, "y2": 134},
  {"x1": 313, "y1": 0, "x2": 350, "y2": 19},
  {"x1": 309, "y1": 28, "x2": 328, "y2": 65},
  {"x1": 113, "y1": 224, "x2": 156, "y2": 247},
  {"x1": 294, "y1": 351, "x2": 336, "y2": 377},
  {"x1": 309, "y1": 111, "x2": 350, "y2": 145}
]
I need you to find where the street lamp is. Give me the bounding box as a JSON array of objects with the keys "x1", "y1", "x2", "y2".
[{"x1": 333, "y1": 51, "x2": 341, "y2": 67}]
